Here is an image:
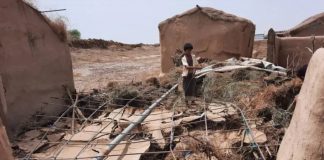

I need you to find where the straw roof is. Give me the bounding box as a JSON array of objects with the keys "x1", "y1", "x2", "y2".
[
  {"x1": 159, "y1": 5, "x2": 254, "y2": 27},
  {"x1": 288, "y1": 12, "x2": 324, "y2": 35},
  {"x1": 22, "y1": 0, "x2": 67, "y2": 41}
]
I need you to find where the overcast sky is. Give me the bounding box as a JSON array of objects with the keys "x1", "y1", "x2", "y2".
[{"x1": 34, "y1": 0, "x2": 324, "y2": 44}]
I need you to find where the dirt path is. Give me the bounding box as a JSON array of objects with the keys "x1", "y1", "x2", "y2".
[{"x1": 71, "y1": 45, "x2": 161, "y2": 91}]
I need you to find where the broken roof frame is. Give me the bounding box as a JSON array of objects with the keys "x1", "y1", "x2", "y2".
[
  {"x1": 19, "y1": 97, "x2": 275, "y2": 159},
  {"x1": 20, "y1": 59, "x2": 287, "y2": 159},
  {"x1": 22, "y1": 93, "x2": 270, "y2": 159}
]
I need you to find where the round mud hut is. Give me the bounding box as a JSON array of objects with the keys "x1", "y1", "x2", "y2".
[{"x1": 158, "y1": 6, "x2": 255, "y2": 74}]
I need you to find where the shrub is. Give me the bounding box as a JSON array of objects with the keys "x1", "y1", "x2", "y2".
[{"x1": 68, "y1": 29, "x2": 81, "y2": 40}]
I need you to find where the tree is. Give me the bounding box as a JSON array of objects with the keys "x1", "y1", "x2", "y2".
[{"x1": 68, "y1": 29, "x2": 81, "y2": 40}]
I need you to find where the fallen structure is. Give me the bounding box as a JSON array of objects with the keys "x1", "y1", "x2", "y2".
[
  {"x1": 0, "y1": 0, "x2": 74, "y2": 136},
  {"x1": 159, "y1": 5, "x2": 255, "y2": 74},
  {"x1": 277, "y1": 48, "x2": 324, "y2": 160},
  {"x1": 14, "y1": 56, "x2": 302, "y2": 160}
]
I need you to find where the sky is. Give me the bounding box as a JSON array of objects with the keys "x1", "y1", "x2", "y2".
[{"x1": 34, "y1": 0, "x2": 324, "y2": 44}]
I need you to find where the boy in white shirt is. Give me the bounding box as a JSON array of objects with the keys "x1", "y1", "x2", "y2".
[{"x1": 181, "y1": 43, "x2": 202, "y2": 106}]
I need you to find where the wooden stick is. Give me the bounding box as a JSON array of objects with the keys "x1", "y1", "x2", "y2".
[
  {"x1": 66, "y1": 88, "x2": 79, "y2": 135},
  {"x1": 74, "y1": 105, "x2": 86, "y2": 120},
  {"x1": 253, "y1": 152, "x2": 260, "y2": 159},
  {"x1": 204, "y1": 102, "x2": 209, "y2": 139},
  {"x1": 287, "y1": 98, "x2": 297, "y2": 112},
  {"x1": 66, "y1": 89, "x2": 86, "y2": 120},
  {"x1": 40, "y1": 9, "x2": 66, "y2": 13},
  {"x1": 240, "y1": 129, "x2": 246, "y2": 149},
  {"x1": 72, "y1": 107, "x2": 75, "y2": 135},
  {"x1": 265, "y1": 145, "x2": 272, "y2": 157}
]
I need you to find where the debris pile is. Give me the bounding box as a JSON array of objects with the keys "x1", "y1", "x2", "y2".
[{"x1": 13, "y1": 57, "x2": 302, "y2": 160}]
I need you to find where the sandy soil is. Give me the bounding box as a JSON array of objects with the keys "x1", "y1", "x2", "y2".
[{"x1": 71, "y1": 45, "x2": 161, "y2": 91}]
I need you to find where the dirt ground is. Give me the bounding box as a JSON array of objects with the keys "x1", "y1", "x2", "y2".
[
  {"x1": 71, "y1": 45, "x2": 161, "y2": 91},
  {"x1": 252, "y1": 40, "x2": 267, "y2": 59},
  {"x1": 71, "y1": 40, "x2": 267, "y2": 92}
]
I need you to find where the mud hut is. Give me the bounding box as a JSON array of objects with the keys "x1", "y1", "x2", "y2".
[
  {"x1": 277, "y1": 48, "x2": 324, "y2": 160},
  {"x1": 268, "y1": 12, "x2": 324, "y2": 69},
  {"x1": 0, "y1": 0, "x2": 74, "y2": 136},
  {"x1": 277, "y1": 12, "x2": 324, "y2": 37},
  {"x1": 159, "y1": 6, "x2": 255, "y2": 74},
  {"x1": 267, "y1": 29, "x2": 324, "y2": 70}
]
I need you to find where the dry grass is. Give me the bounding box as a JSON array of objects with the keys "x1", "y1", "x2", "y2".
[
  {"x1": 144, "y1": 77, "x2": 160, "y2": 87},
  {"x1": 249, "y1": 85, "x2": 278, "y2": 109},
  {"x1": 250, "y1": 78, "x2": 302, "y2": 110},
  {"x1": 47, "y1": 18, "x2": 68, "y2": 42},
  {"x1": 202, "y1": 72, "x2": 264, "y2": 103},
  {"x1": 165, "y1": 131, "x2": 243, "y2": 160},
  {"x1": 23, "y1": 0, "x2": 37, "y2": 8},
  {"x1": 22, "y1": 0, "x2": 67, "y2": 42}
]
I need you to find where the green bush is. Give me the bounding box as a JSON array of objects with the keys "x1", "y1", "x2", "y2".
[{"x1": 68, "y1": 29, "x2": 81, "y2": 40}]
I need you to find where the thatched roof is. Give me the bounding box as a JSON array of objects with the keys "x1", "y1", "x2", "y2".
[
  {"x1": 287, "y1": 12, "x2": 324, "y2": 35},
  {"x1": 159, "y1": 5, "x2": 254, "y2": 27},
  {"x1": 22, "y1": 0, "x2": 67, "y2": 41}
]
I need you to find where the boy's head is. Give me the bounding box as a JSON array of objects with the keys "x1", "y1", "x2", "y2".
[{"x1": 183, "y1": 43, "x2": 193, "y2": 54}]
